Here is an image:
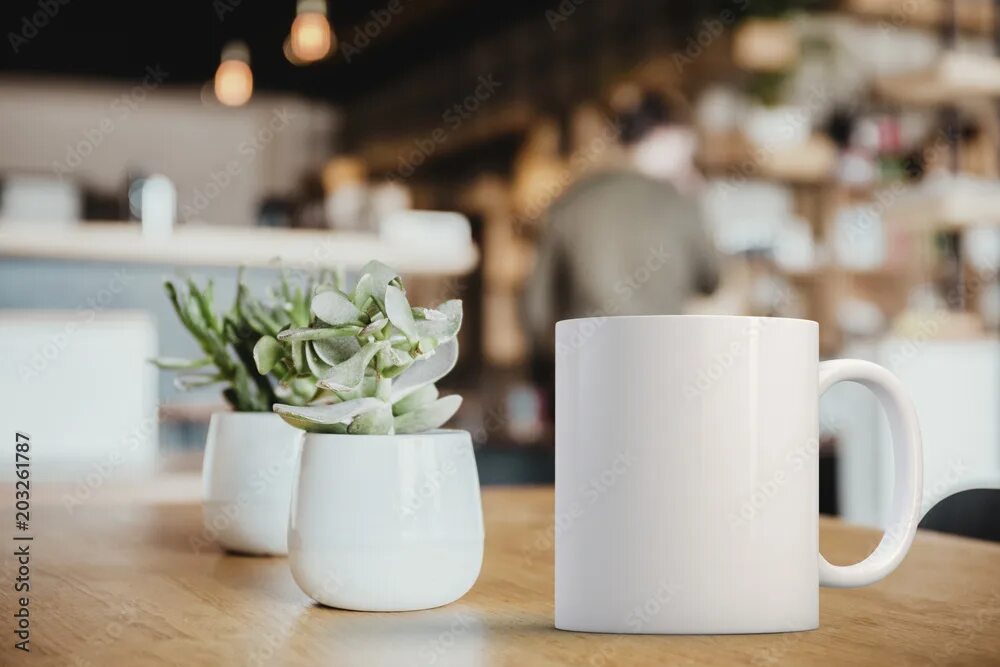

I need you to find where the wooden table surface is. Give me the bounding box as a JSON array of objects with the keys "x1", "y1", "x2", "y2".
[{"x1": 2, "y1": 483, "x2": 999, "y2": 666}]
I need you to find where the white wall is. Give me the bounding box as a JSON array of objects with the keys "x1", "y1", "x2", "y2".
[{"x1": 0, "y1": 76, "x2": 339, "y2": 225}]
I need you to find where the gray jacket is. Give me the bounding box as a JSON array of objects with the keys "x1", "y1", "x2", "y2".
[{"x1": 523, "y1": 169, "x2": 719, "y2": 353}]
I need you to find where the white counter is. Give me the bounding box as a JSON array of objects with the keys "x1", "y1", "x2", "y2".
[{"x1": 0, "y1": 222, "x2": 478, "y2": 276}]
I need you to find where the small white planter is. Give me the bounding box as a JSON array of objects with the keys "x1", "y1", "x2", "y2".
[
  {"x1": 289, "y1": 429, "x2": 484, "y2": 611},
  {"x1": 202, "y1": 412, "x2": 302, "y2": 556}
]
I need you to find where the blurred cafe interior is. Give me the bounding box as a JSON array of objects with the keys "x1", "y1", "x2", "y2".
[{"x1": 1, "y1": 0, "x2": 998, "y2": 539}]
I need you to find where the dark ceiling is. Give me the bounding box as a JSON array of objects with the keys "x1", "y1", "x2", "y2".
[{"x1": 0, "y1": 0, "x2": 555, "y2": 104}]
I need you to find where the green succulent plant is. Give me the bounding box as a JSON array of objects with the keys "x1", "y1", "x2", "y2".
[
  {"x1": 261, "y1": 260, "x2": 464, "y2": 435},
  {"x1": 152, "y1": 269, "x2": 327, "y2": 412}
]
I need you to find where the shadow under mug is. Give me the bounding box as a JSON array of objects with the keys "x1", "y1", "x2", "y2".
[{"x1": 554, "y1": 315, "x2": 922, "y2": 634}]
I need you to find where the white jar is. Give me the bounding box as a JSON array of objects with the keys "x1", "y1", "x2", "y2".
[
  {"x1": 202, "y1": 412, "x2": 302, "y2": 556},
  {"x1": 289, "y1": 429, "x2": 484, "y2": 611}
]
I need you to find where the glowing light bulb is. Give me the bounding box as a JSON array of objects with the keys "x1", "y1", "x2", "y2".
[
  {"x1": 214, "y1": 41, "x2": 253, "y2": 107},
  {"x1": 290, "y1": 0, "x2": 333, "y2": 63}
]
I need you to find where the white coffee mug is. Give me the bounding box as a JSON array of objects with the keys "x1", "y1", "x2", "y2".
[{"x1": 555, "y1": 315, "x2": 922, "y2": 634}]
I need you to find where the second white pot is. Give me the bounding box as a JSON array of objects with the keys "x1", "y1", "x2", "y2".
[
  {"x1": 288, "y1": 429, "x2": 484, "y2": 611},
  {"x1": 202, "y1": 412, "x2": 302, "y2": 556}
]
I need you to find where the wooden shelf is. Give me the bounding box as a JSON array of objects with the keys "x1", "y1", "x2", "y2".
[
  {"x1": 884, "y1": 177, "x2": 1000, "y2": 228},
  {"x1": 0, "y1": 221, "x2": 479, "y2": 276},
  {"x1": 876, "y1": 52, "x2": 1000, "y2": 105},
  {"x1": 698, "y1": 132, "x2": 837, "y2": 185},
  {"x1": 845, "y1": 0, "x2": 996, "y2": 36}
]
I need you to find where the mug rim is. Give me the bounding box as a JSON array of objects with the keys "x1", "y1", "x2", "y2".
[{"x1": 556, "y1": 314, "x2": 817, "y2": 327}]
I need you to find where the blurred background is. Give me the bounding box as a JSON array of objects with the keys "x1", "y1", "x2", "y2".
[{"x1": 1, "y1": 0, "x2": 998, "y2": 538}]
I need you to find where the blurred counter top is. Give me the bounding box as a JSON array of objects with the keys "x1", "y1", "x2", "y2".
[{"x1": 0, "y1": 221, "x2": 479, "y2": 275}]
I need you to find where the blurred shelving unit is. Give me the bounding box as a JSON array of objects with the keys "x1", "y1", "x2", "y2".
[
  {"x1": 0, "y1": 222, "x2": 479, "y2": 276},
  {"x1": 876, "y1": 52, "x2": 1000, "y2": 106},
  {"x1": 845, "y1": 0, "x2": 996, "y2": 35}
]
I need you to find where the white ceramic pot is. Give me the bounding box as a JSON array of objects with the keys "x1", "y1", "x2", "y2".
[
  {"x1": 289, "y1": 430, "x2": 484, "y2": 611},
  {"x1": 202, "y1": 412, "x2": 302, "y2": 556}
]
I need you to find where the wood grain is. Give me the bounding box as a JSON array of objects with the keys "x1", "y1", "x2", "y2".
[{"x1": 1, "y1": 485, "x2": 998, "y2": 666}]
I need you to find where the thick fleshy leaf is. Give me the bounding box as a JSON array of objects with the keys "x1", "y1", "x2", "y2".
[
  {"x1": 174, "y1": 374, "x2": 224, "y2": 390},
  {"x1": 312, "y1": 289, "x2": 363, "y2": 326},
  {"x1": 332, "y1": 374, "x2": 376, "y2": 401},
  {"x1": 291, "y1": 340, "x2": 305, "y2": 373},
  {"x1": 392, "y1": 383, "x2": 438, "y2": 416},
  {"x1": 414, "y1": 299, "x2": 462, "y2": 343},
  {"x1": 278, "y1": 325, "x2": 362, "y2": 342},
  {"x1": 384, "y1": 285, "x2": 418, "y2": 341},
  {"x1": 390, "y1": 338, "x2": 458, "y2": 402},
  {"x1": 358, "y1": 315, "x2": 389, "y2": 339},
  {"x1": 378, "y1": 345, "x2": 414, "y2": 379},
  {"x1": 352, "y1": 272, "x2": 373, "y2": 309},
  {"x1": 358, "y1": 260, "x2": 401, "y2": 304},
  {"x1": 348, "y1": 406, "x2": 394, "y2": 434},
  {"x1": 273, "y1": 397, "x2": 385, "y2": 429},
  {"x1": 317, "y1": 340, "x2": 390, "y2": 392},
  {"x1": 275, "y1": 377, "x2": 318, "y2": 403},
  {"x1": 312, "y1": 336, "x2": 361, "y2": 365},
  {"x1": 393, "y1": 395, "x2": 462, "y2": 434},
  {"x1": 413, "y1": 307, "x2": 447, "y2": 321},
  {"x1": 149, "y1": 357, "x2": 211, "y2": 370},
  {"x1": 305, "y1": 342, "x2": 332, "y2": 378},
  {"x1": 252, "y1": 336, "x2": 282, "y2": 374}
]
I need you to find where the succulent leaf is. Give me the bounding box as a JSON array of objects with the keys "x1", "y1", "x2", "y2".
[
  {"x1": 278, "y1": 325, "x2": 362, "y2": 342},
  {"x1": 393, "y1": 395, "x2": 462, "y2": 434},
  {"x1": 273, "y1": 397, "x2": 385, "y2": 427},
  {"x1": 348, "y1": 406, "x2": 394, "y2": 434},
  {"x1": 352, "y1": 272, "x2": 374, "y2": 309},
  {"x1": 358, "y1": 260, "x2": 401, "y2": 304},
  {"x1": 312, "y1": 289, "x2": 363, "y2": 327},
  {"x1": 252, "y1": 336, "x2": 282, "y2": 374},
  {"x1": 384, "y1": 285, "x2": 418, "y2": 342},
  {"x1": 390, "y1": 338, "x2": 459, "y2": 403},
  {"x1": 392, "y1": 383, "x2": 439, "y2": 416},
  {"x1": 305, "y1": 342, "x2": 333, "y2": 378},
  {"x1": 358, "y1": 315, "x2": 389, "y2": 338},
  {"x1": 174, "y1": 374, "x2": 224, "y2": 390},
  {"x1": 311, "y1": 335, "x2": 361, "y2": 365},
  {"x1": 414, "y1": 299, "x2": 462, "y2": 343},
  {"x1": 150, "y1": 357, "x2": 211, "y2": 370},
  {"x1": 413, "y1": 307, "x2": 447, "y2": 320},
  {"x1": 317, "y1": 340, "x2": 391, "y2": 392}
]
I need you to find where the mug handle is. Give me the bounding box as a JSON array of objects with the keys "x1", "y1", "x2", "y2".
[{"x1": 818, "y1": 359, "x2": 923, "y2": 588}]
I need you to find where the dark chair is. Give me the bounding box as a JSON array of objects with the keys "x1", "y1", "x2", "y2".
[{"x1": 919, "y1": 489, "x2": 1000, "y2": 542}]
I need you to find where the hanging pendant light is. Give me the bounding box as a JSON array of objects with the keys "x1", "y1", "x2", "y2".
[
  {"x1": 214, "y1": 41, "x2": 253, "y2": 107},
  {"x1": 290, "y1": 0, "x2": 334, "y2": 63}
]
